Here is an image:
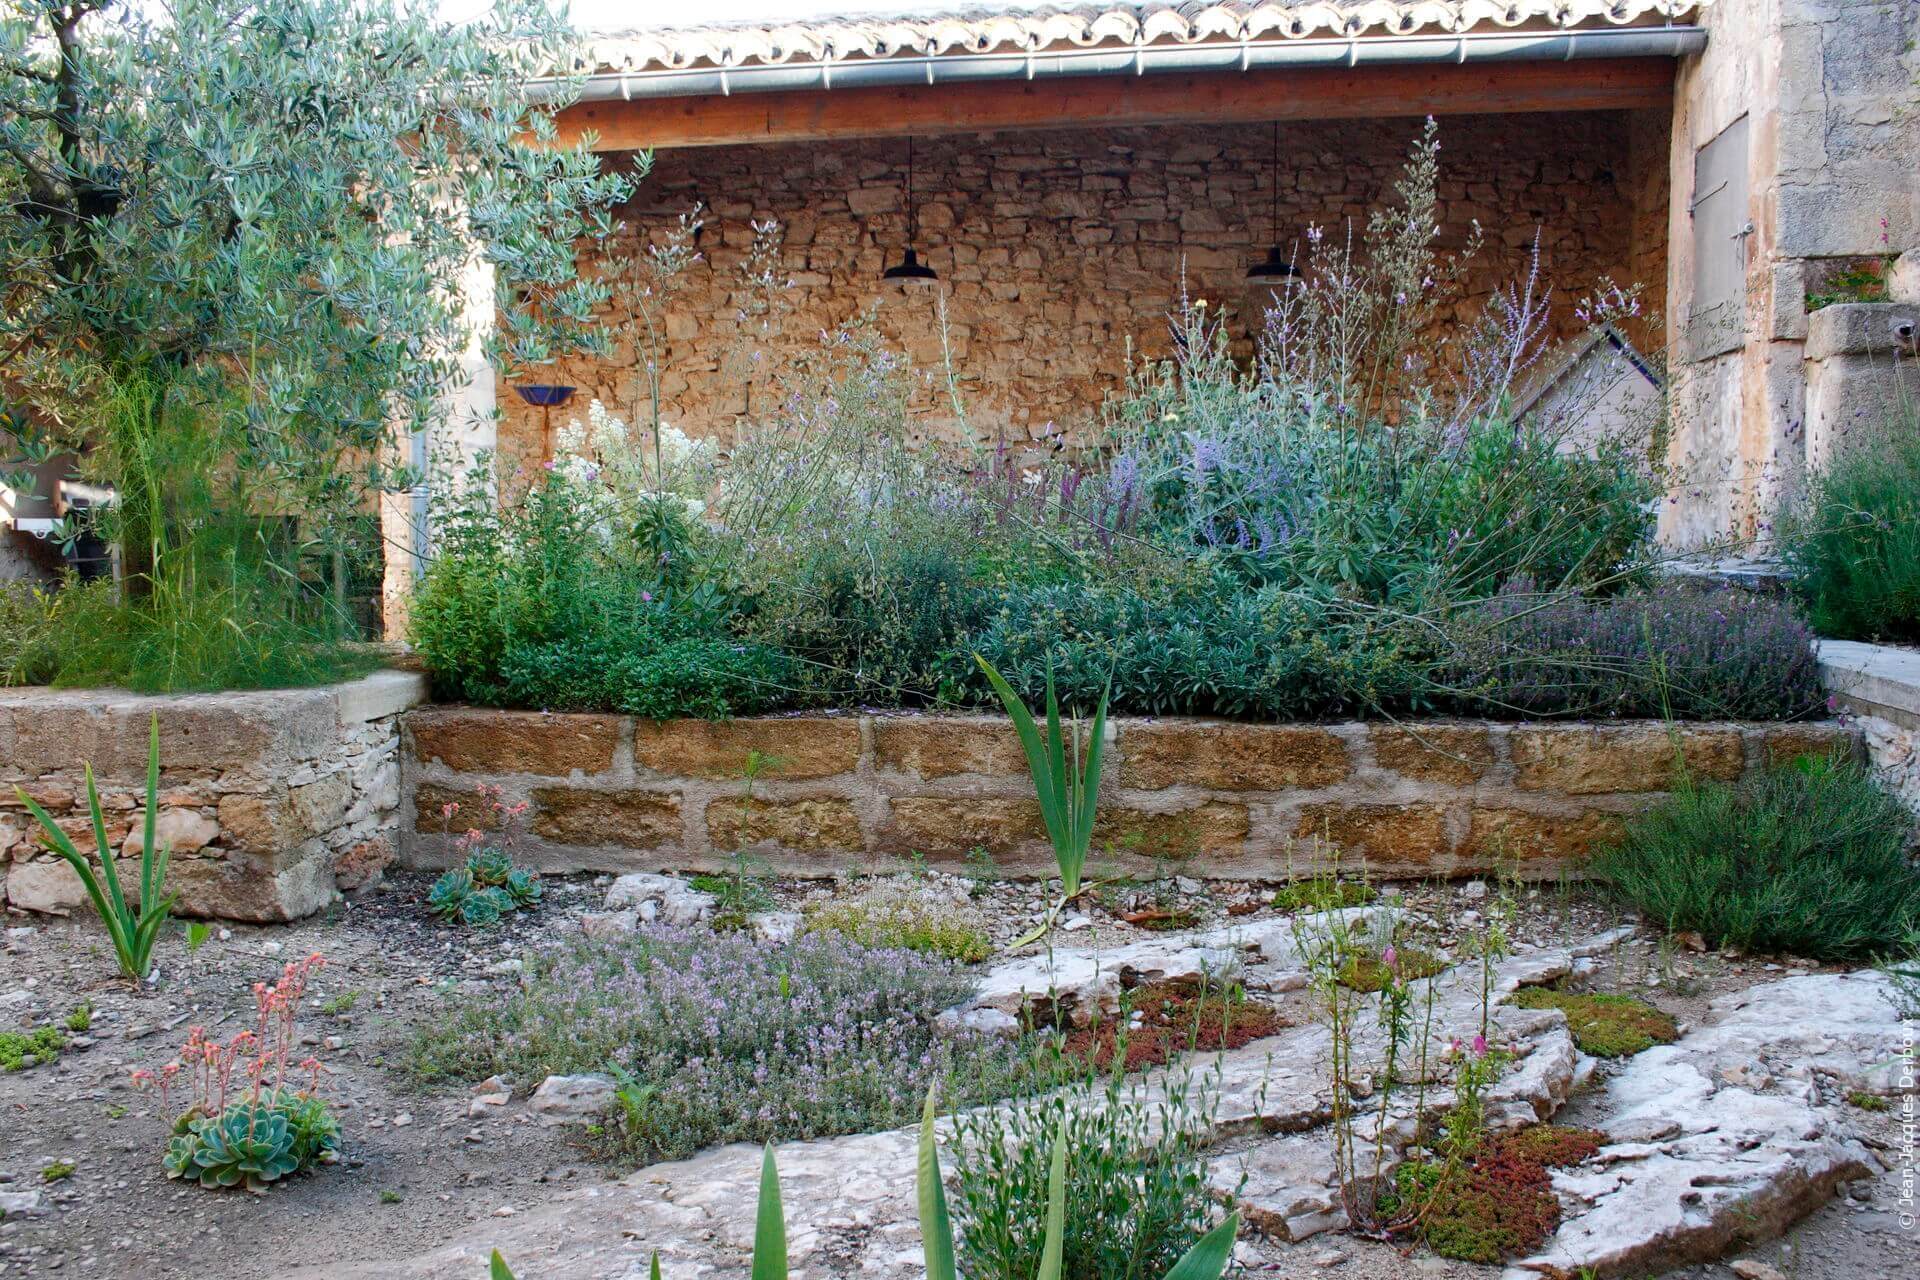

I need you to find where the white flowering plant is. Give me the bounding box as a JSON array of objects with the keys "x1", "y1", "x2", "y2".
[{"x1": 551, "y1": 399, "x2": 717, "y2": 574}]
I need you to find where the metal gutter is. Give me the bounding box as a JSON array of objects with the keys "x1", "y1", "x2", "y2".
[{"x1": 538, "y1": 26, "x2": 1707, "y2": 103}]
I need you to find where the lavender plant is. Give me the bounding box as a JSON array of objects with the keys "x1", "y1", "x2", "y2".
[
  {"x1": 409, "y1": 927, "x2": 1030, "y2": 1165},
  {"x1": 1443, "y1": 578, "x2": 1821, "y2": 720}
]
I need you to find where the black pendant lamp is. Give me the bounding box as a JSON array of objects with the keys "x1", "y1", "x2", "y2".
[
  {"x1": 1245, "y1": 120, "x2": 1300, "y2": 289},
  {"x1": 882, "y1": 136, "x2": 938, "y2": 283}
]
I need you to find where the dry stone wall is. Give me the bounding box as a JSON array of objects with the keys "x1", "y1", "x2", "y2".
[
  {"x1": 401, "y1": 710, "x2": 1856, "y2": 880},
  {"x1": 0, "y1": 671, "x2": 426, "y2": 922},
  {"x1": 499, "y1": 111, "x2": 1664, "y2": 473}
]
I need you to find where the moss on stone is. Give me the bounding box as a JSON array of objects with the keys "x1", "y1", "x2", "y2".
[{"x1": 1509, "y1": 987, "x2": 1678, "y2": 1058}]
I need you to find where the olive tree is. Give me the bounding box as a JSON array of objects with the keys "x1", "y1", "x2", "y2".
[{"x1": 0, "y1": 0, "x2": 632, "y2": 674}]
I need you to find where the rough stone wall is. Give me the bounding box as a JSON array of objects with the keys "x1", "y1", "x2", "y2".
[
  {"x1": 498, "y1": 111, "x2": 1656, "y2": 473},
  {"x1": 402, "y1": 710, "x2": 1855, "y2": 881},
  {"x1": 1660, "y1": 0, "x2": 1920, "y2": 548},
  {"x1": 0, "y1": 671, "x2": 427, "y2": 922}
]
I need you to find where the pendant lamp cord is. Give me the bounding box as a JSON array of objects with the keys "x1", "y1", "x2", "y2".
[
  {"x1": 1270, "y1": 119, "x2": 1280, "y2": 248},
  {"x1": 906, "y1": 136, "x2": 918, "y2": 246}
]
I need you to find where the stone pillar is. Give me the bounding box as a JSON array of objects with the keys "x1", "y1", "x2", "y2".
[
  {"x1": 380, "y1": 237, "x2": 498, "y2": 641},
  {"x1": 1659, "y1": 0, "x2": 1920, "y2": 551}
]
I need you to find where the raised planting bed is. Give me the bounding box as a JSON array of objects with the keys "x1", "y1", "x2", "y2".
[
  {"x1": 399, "y1": 709, "x2": 1860, "y2": 880},
  {"x1": 0, "y1": 670, "x2": 427, "y2": 921}
]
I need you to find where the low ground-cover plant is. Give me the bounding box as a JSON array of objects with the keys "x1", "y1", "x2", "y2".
[
  {"x1": 1383, "y1": 1124, "x2": 1602, "y2": 1264},
  {"x1": 409, "y1": 927, "x2": 1029, "y2": 1165},
  {"x1": 1338, "y1": 943, "x2": 1447, "y2": 993},
  {"x1": 1592, "y1": 756, "x2": 1920, "y2": 959},
  {"x1": 1508, "y1": 987, "x2": 1677, "y2": 1058},
  {"x1": 14, "y1": 714, "x2": 174, "y2": 979},
  {"x1": 951, "y1": 1068, "x2": 1221, "y2": 1280},
  {"x1": 1781, "y1": 413, "x2": 1920, "y2": 643},
  {"x1": 802, "y1": 877, "x2": 993, "y2": 963},
  {"x1": 1055, "y1": 982, "x2": 1286, "y2": 1073},
  {"x1": 133, "y1": 953, "x2": 339, "y2": 1192},
  {"x1": 1272, "y1": 876, "x2": 1377, "y2": 913},
  {"x1": 0, "y1": 1025, "x2": 66, "y2": 1072}
]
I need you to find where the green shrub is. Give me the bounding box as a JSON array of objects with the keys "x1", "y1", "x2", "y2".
[
  {"x1": 951, "y1": 1070, "x2": 1217, "y2": 1280},
  {"x1": 410, "y1": 467, "x2": 788, "y2": 718},
  {"x1": 1592, "y1": 758, "x2": 1920, "y2": 959},
  {"x1": 1782, "y1": 415, "x2": 1920, "y2": 642},
  {"x1": 962, "y1": 574, "x2": 1428, "y2": 720}
]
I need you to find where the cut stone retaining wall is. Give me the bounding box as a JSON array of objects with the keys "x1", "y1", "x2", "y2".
[
  {"x1": 401, "y1": 710, "x2": 1858, "y2": 880},
  {"x1": 0, "y1": 671, "x2": 427, "y2": 921}
]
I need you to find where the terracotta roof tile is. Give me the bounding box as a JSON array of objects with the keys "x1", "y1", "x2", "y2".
[{"x1": 583, "y1": 1, "x2": 1709, "y2": 73}]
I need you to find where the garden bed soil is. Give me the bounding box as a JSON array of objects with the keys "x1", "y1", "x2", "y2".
[{"x1": 0, "y1": 871, "x2": 1910, "y2": 1280}]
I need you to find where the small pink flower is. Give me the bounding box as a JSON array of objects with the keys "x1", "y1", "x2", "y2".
[
  {"x1": 1471, "y1": 1034, "x2": 1489, "y2": 1058},
  {"x1": 441, "y1": 802, "x2": 458, "y2": 820},
  {"x1": 1381, "y1": 945, "x2": 1398, "y2": 970}
]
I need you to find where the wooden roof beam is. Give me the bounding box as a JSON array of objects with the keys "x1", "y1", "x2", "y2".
[{"x1": 554, "y1": 58, "x2": 1676, "y2": 152}]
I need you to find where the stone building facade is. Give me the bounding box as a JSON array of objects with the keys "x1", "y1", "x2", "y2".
[{"x1": 497, "y1": 111, "x2": 1668, "y2": 470}]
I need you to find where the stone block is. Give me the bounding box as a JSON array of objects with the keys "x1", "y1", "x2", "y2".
[
  {"x1": 1805, "y1": 302, "x2": 1920, "y2": 360},
  {"x1": 1889, "y1": 249, "x2": 1920, "y2": 304},
  {"x1": 408, "y1": 709, "x2": 620, "y2": 777},
  {"x1": 413, "y1": 782, "x2": 505, "y2": 835},
  {"x1": 167, "y1": 846, "x2": 335, "y2": 923},
  {"x1": 1509, "y1": 726, "x2": 1743, "y2": 795},
  {"x1": 1761, "y1": 723, "x2": 1861, "y2": 768},
  {"x1": 1463, "y1": 808, "x2": 1627, "y2": 864},
  {"x1": 333, "y1": 836, "x2": 395, "y2": 892},
  {"x1": 1369, "y1": 725, "x2": 1495, "y2": 786},
  {"x1": 632, "y1": 717, "x2": 860, "y2": 781},
  {"x1": 1120, "y1": 722, "x2": 1350, "y2": 791},
  {"x1": 872, "y1": 716, "x2": 1026, "y2": 779},
  {"x1": 119, "y1": 807, "x2": 219, "y2": 858},
  {"x1": 531, "y1": 789, "x2": 682, "y2": 849},
  {"x1": 217, "y1": 792, "x2": 306, "y2": 854},
  {"x1": 1293, "y1": 803, "x2": 1451, "y2": 864},
  {"x1": 333, "y1": 670, "x2": 428, "y2": 725},
  {"x1": 3, "y1": 857, "x2": 139, "y2": 914},
  {"x1": 1097, "y1": 802, "x2": 1249, "y2": 857},
  {"x1": 289, "y1": 774, "x2": 352, "y2": 835},
  {"x1": 707, "y1": 797, "x2": 864, "y2": 852},
  {"x1": 889, "y1": 797, "x2": 1044, "y2": 855}
]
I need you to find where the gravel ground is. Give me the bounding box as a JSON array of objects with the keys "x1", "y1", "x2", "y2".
[{"x1": 1, "y1": 870, "x2": 1912, "y2": 1280}]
